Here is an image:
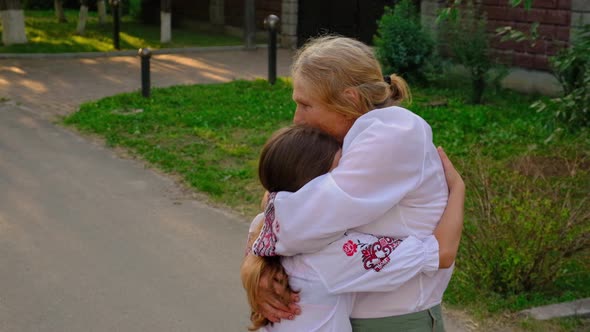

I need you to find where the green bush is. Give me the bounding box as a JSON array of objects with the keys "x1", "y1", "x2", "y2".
[
  {"x1": 443, "y1": 1, "x2": 495, "y2": 104},
  {"x1": 458, "y1": 155, "x2": 589, "y2": 295},
  {"x1": 533, "y1": 25, "x2": 590, "y2": 131},
  {"x1": 373, "y1": 0, "x2": 439, "y2": 82}
]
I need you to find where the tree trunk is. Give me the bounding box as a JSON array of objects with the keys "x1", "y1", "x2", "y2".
[
  {"x1": 54, "y1": 0, "x2": 67, "y2": 23},
  {"x1": 76, "y1": 0, "x2": 89, "y2": 35},
  {"x1": 160, "y1": 0, "x2": 171, "y2": 43},
  {"x1": 0, "y1": 0, "x2": 28, "y2": 45},
  {"x1": 244, "y1": 0, "x2": 255, "y2": 49},
  {"x1": 97, "y1": 0, "x2": 106, "y2": 24}
]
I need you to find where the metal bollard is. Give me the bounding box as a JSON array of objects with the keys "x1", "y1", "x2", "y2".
[
  {"x1": 110, "y1": 0, "x2": 120, "y2": 50},
  {"x1": 264, "y1": 15, "x2": 280, "y2": 85},
  {"x1": 138, "y1": 48, "x2": 152, "y2": 98}
]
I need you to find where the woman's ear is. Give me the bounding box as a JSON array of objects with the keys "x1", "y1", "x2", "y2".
[{"x1": 343, "y1": 87, "x2": 360, "y2": 105}]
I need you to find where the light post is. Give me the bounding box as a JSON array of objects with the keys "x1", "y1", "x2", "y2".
[
  {"x1": 264, "y1": 15, "x2": 280, "y2": 85},
  {"x1": 138, "y1": 48, "x2": 152, "y2": 98}
]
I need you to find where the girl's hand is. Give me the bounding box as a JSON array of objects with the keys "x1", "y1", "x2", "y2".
[
  {"x1": 256, "y1": 271, "x2": 301, "y2": 323},
  {"x1": 437, "y1": 147, "x2": 464, "y2": 192}
]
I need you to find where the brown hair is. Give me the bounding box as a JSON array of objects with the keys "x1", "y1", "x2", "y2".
[
  {"x1": 258, "y1": 125, "x2": 341, "y2": 193},
  {"x1": 242, "y1": 125, "x2": 341, "y2": 331},
  {"x1": 292, "y1": 35, "x2": 412, "y2": 120}
]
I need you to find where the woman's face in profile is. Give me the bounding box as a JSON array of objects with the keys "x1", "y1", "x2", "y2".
[{"x1": 292, "y1": 78, "x2": 352, "y2": 142}]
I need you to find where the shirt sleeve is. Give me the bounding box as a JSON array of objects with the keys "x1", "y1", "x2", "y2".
[
  {"x1": 245, "y1": 213, "x2": 264, "y2": 255},
  {"x1": 273, "y1": 109, "x2": 429, "y2": 255},
  {"x1": 306, "y1": 234, "x2": 439, "y2": 294}
]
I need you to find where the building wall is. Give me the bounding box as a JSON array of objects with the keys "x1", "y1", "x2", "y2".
[{"x1": 485, "y1": 0, "x2": 571, "y2": 72}]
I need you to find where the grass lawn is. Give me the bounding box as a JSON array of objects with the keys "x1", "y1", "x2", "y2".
[
  {"x1": 0, "y1": 10, "x2": 242, "y2": 53},
  {"x1": 63, "y1": 78, "x2": 590, "y2": 331}
]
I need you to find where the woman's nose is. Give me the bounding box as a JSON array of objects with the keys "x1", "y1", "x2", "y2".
[{"x1": 293, "y1": 109, "x2": 305, "y2": 125}]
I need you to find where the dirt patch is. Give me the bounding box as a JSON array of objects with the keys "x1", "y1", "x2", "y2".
[{"x1": 511, "y1": 155, "x2": 590, "y2": 178}]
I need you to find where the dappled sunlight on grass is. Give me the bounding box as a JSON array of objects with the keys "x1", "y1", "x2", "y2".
[
  {"x1": 0, "y1": 9, "x2": 241, "y2": 53},
  {"x1": 119, "y1": 33, "x2": 149, "y2": 49},
  {"x1": 71, "y1": 35, "x2": 112, "y2": 52}
]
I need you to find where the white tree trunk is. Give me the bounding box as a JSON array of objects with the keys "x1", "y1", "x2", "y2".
[
  {"x1": 160, "y1": 11, "x2": 171, "y2": 43},
  {"x1": 76, "y1": 5, "x2": 88, "y2": 35},
  {"x1": 0, "y1": 9, "x2": 27, "y2": 45},
  {"x1": 97, "y1": 0, "x2": 106, "y2": 24}
]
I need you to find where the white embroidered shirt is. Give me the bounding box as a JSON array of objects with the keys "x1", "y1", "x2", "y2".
[
  {"x1": 249, "y1": 214, "x2": 440, "y2": 332},
  {"x1": 262, "y1": 106, "x2": 452, "y2": 317}
]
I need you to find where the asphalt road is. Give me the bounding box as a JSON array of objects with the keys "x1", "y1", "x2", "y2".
[{"x1": 0, "y1": 102, "x2": 252, "y2": 332}]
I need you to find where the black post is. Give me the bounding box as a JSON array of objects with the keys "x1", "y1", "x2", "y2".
[
  {"x1": 264, "y1": 15, "x2": 280, "y2": 85},
  {"x1": 111, "y1": 0, "x2": 120, "y2": 50},
  {"x1": 138, "y1": 48, "x2": 152, "y2": 98}
]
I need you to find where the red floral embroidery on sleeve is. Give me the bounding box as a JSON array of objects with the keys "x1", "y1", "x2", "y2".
[
  {"x1": 342, "y1": 240, "x2": 358, "y2": 256},
  {"x1": 361, "y1": 237, "x2": 402, "y2": 272},
  {"x1": 252, "y1": 192, "x2": 279, "y2": 257}
]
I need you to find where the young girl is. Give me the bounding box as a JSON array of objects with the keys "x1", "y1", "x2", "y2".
[{"x1": 242, "y1": 125, "x2": 464, "y2": 331}]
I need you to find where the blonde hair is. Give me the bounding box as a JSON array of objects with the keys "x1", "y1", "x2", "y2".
[{"x1": 292, "y1": 35, "x2": 411, "y2": 119}]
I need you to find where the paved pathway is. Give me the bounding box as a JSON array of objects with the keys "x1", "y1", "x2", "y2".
[
  {"x1": 0, "y1": 47, "x2": 293, "y2": 332},
  {"x1": 0, "y1": 47, "x2": 470, "y2": 331},
  {"x1": 0, "y1": 48, "x2": 293, "y2": 118}
]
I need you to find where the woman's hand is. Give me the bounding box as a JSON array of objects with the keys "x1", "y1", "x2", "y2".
[
  {"x1": 434, "y1": 147, "x2": 465, "y2": 268},
  {"x1": 437, "y1": 147, "x2": 464, "y2": 192},
  {"x1": 256, "y1": 270, "x2": 301, "y2": 323},
  {"x1": 260, "y1": 191, "x2": 270, "y2": 211}
]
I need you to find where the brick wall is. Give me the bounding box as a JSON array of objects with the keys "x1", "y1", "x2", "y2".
[
  {"x1": 224, "y1": 0, "x2": 281, "y2": 30},
  {"x1": 484, "y1": 0, "x2": 571, "y2": 71}
]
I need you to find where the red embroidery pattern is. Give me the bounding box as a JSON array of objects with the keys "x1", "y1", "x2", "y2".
[
  {"x1": 360, "y1": 237, "x2": 402, "y2": 272},
  {"x1": 342, "y1": 240, "x2": 358, "y2": 256},
  {"x1": 252, "y1": 192, "x2": 279, "y2": 257}
]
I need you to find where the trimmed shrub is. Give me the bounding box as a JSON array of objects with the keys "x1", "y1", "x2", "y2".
[{"x1": 373, "y1": 0, "x2": 439, "y2": 83}]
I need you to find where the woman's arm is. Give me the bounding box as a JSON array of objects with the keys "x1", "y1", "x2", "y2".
[
  {"x1": 434, "y1": 147, "x2": 465, "y2": 268},
  {"x1": 308, "y1": 234, "x2": 439, "y2": 294},
  {"x1": 309, "y1": 148, "x2": 463, "y2": 293},
  {"x1": 270, "y1": 110, "x2": 430, "y2": 255}
]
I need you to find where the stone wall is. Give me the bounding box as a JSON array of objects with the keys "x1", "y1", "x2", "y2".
[
  {"x1": 280, "y1": 0, "x2": 298, "y2": 48},
  {"x1": 571, "y1": 0, "x2": 590, "y2": 41}
]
